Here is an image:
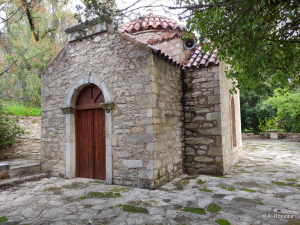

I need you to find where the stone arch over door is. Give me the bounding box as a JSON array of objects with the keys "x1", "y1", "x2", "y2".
[{"x1": 61, "y1": 75, "x2": 114, "y2": 183}]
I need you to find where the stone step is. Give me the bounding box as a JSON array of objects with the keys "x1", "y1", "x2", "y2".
[
  {"x1": 8, "y1": 163, "x2": 41, "y2": 178},
  {"x1": 0, "y1": 173, "x2": 48, "y2": 188}
]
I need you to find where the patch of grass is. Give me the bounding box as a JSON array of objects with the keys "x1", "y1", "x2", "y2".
[
  {"x1": 234, "y1": 165, "x2": 242, "y2": 168},
  {"x1": 175, "y1": 176, "x2": 196, "y2": 190},
  {"x1": 4, "y1": 104, "x2": 41, "y2": 116},
  {"x1": 98, "y1": 210, "x2": 102, "y2": 214},
  {"x1": 63, "y1": 197, "x2": 81, "y2": 203},
  {"x1": 219, "y1": 186, "x2": 235, "y2": 191},
  {"x1": 240, "y1": 188, "x2": 256, "y2": 193},
  {"x1": 207, "y1": 203, "x2": 221, "y2": 213},
  {"x1": 286, "y1": 179, "x2": 298, "y2": 182},
  {"x1": 162, "y1": 199, "x2": 171, "y2": 203},
  {"x1": 107, "y1": 186, "x2": 131, "y2": 192},
  {"x1": 10, "y1": 164, "x2": 20, "y2": 167},
  {"x1": 212, "y1": 175, "x2": 228, "y2": 178},
  {"x1": 199, "y1": 189, "x2": 213, "y2": 193},
  {"x1": 116, "y1": 204, "x2": 122, "y2": 207},
  {"x1": 288, "y1": 183, "x2": 297, "y2": 187},
  {"x1": 273, "y1": 182, "x2": 286, "y2": 186},
  {"x1": 267, "y1": 171, "x2": 278, "y2": 173},
  {"x1": 0, "y1": 216, "x2": 8, "y2": 222},
  {"x1": 79, "y1": 196, "x2": 86, "y2": 200},
  {"x1": 114, "y1": 193, "x2": 122, "y2": 197},
  {"x1": 234, "y1": 198, "x2": 263, "y2": 205},
  {"x1": 197, "y1": 179, "x2": 206, "y2": 184},
  {"x1": 102, "y1": 221, "x2": 109, "y2": 224},
  {"x1": 122, "y1": 205, "x2": 149, "y2": 214},
  {"x1": 183, "y1": 207, "x2": 206, "y2": 215},
  {"x1": 216, "y1": 219, "x2": 231, "y2": 225},
  {"x1": 86, "y1": 192, "x2": 114, "y2": 198},
  {"x1": 62, "y1": 182, "x2": 89, "y2": 189},
  {"x1": 126, "y1": 200, "x2": 141, "y2": 206},
  {"x1": 43, "y1": 187, "x2": 62, "y2": 192},
  {"x1": 84, "y1": 204, "x2": 92, "y2": 208},
  {"x1": 45, "y1": 182, "x2": 53, "y2": 184}
]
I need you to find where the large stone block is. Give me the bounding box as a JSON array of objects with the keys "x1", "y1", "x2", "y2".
[
  {"x1": 123, "y1": 134, "x2": 153, "y2": 142},
  {"x1": 123, "y1": 160, "x2": 143, "y2": 168},
  {"x1": 194, "y1": 156, "x2": 214, "y2": 163}
]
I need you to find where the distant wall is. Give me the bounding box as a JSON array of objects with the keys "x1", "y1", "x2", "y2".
[
  {"x1": 0, "y1": 116, "x2": 41, "y2": 159},
  {"x1": 242, "y1": 132, "x2": 300, "y2": 142}
]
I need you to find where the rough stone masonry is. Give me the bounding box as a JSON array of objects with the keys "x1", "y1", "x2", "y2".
[{"x1": 41, "y1": 14, "x2": 242, "y2": 189}]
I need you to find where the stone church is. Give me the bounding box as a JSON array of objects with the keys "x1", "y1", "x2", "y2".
[{"x1": 41, "y1": 13, "x2": 242, "y2": 189}]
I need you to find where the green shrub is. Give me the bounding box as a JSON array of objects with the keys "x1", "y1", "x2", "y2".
[
  {"x1": 263, "y1": 90, "x2": 300, "y2": 133},
  {"x1": 0, "y1": 101, "x2": 25, "y2": 152}
]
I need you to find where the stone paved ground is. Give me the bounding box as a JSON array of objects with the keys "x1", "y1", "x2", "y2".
[{"x1": 0, "y1": 139, "x2": 300, "y2": 225}]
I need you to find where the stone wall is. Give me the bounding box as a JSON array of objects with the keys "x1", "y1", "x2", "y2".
[
  {"x1": 242, "y1": 132, "x2": 300, "y2": 142},
  {"x1": 0, "y1": 116, "x2": 41, "y2": 159},
  {"x1": 151, "y1": 54, "x2": 184, "y2": 188},
  {"x1": 219, "y1": 62, "x2": 242, "y2": 173},
  {"x1": 183, "y1": 65, "x2": 223, "y2": 174},
  {"x1": 42, "y1": 26, "x2": 184, "y2": 188}
]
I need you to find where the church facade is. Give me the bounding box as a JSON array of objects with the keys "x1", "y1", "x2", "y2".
[{"x1": 41, "y1": 14, "x2": 242, "y2": 189}]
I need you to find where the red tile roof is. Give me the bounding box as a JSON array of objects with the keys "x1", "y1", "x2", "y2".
[
  {"x1": 183, "y1": 47, "x2": 219, "y2": 68},
  {"x1": 147, "y1": 31, "x2": 183, "y2": 45},
  {"x1": 121, "y1": 13, "x2": 183, "y2": 33}
]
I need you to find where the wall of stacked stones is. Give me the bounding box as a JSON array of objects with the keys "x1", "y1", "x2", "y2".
[
  {"x1": 42, "y1": 29, "x2": 159, "y2": 188},
  {"x1": 0, "y1": 116, "x2": 41, "y2": 159},
  {"x1": 151, "y1": 55, "x2": 184, "y2": 188},
  {"x1": 183, "y1": 66, "x2": 224, "y2": 175},
  {"x1": 219, "y1": 62, "x2": 242, "y2": 173}
]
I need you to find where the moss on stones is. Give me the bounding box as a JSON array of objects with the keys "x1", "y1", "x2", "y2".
[
  {"x1": 126, "y1": 200, "x2": 141, "y2": 206},
  {"x1": 183, "y1": 207, "x2": 206, "y2": 215},
  {"x1": 216, "y1": 219, "x2": 231, "y2": 225},
  {"x1": 113, "y1": 193, "x2": 122, "y2": 197},
  {"x1": 162, "y1": 199, "x2": 171, "y2": 203},
  {"x1": 0, "y1": 216, "x2": 8, "y2": 222},
  {"x1": 86, "y1": 192, "x2": 114, "y2": 198},
  {"x1": 43, "y1": 187, "x2": 62, "y2": 192},
  {"x1": 272, "y1": 182, "x2": 286, "y2": 186},
  {"x1": 62, "y1": 182, "x2": 89, "y2": 189},
  {"x1": 212, "y1": 175, "x2": 228, "y2": 178},
  {"x1": 199, "y1": 189, "x2": 213, "y2": 192},
  {"x1": 84, "y1": 204, "x2": 93, "y2": 208},
  {"x1": 175, "y1": 176, "x2": 197, "y2": 190},
  {"x1": 286, "y1": 179, "x2": 297, "y2": 182},
  {"x1": 240, "y1": 188, "x2": 256, "y2": 193},
  {"x1": 207, "y1": 203, "x2": 221, "y2": 213},
  {"x1": 122, "y1": 205, "x2": 149, "y2": 214},
  {"x1": 197, "y1": 179, "x2": 206, "y2": 184},
  {"x1": 107, "y1": 186, "x2": 131, "y2": 192}
]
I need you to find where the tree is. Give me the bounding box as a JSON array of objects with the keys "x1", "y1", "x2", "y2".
[
  {"x1": 240, "y1": 84, "x2": 276, "y2": 132},
  {"x1": 0, "y1": 0, "x2": 75, "y2": 106},
  {"x1": 169, "y1": 0, "x2": 300, "y2": 91},
  {"x1": 264, "y1": 89, "x2": 300, "y2": 133}
]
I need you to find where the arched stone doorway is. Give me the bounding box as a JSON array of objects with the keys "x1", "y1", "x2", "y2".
[
  {"x1": 61, "y1": 75, "x2": 114, "y2": 183},
  {"x1": 75, "y1": 85, "x2": 106, "y2": 179}
]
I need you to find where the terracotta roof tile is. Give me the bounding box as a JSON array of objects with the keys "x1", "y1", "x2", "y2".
[
  {"x1": 183, "y1": 47, "x2": 219, "y2": 68},
  {"x1": 122, "y1": 13, "x2": 183, "y2": 33}
]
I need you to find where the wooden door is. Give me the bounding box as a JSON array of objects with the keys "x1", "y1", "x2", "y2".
[{"x1": 75, "y1": 85, "x2": 105, "y2": 179}]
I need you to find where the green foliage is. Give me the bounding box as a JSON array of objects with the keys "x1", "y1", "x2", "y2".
[
  {"x1": 182, "y1": 0, "x2": 300, "y2": 90},
  {"x1": 240, "y1": 188, "x2": 256, "y2": 193},
  {"x1": 240, "y1": 84, "x2": 276, "y2": 132},
  {"x1": 0, "y1": 101, "x2": 25, "y2": 152},
  {"x1": 4, "y1": 104, "x2": 41, "y2": 116},
  {"x1": 197, "y1": 179, "x2": 206, "y2": 184},
  {"x1": 0, "y1": 0, "x2": 75, "y2": 107},
  {"x1": 264, "y1": 90, "x2": 300, "y2": 133}
]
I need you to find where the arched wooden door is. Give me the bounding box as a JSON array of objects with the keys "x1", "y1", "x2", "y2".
[{"x1": 75, "y1": 85, "x2": 106, "y2": 179}]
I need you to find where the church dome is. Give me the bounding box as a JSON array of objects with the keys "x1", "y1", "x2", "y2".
[{"x1": 121, "y1": 13, "x2": 183, "y2": 33}]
